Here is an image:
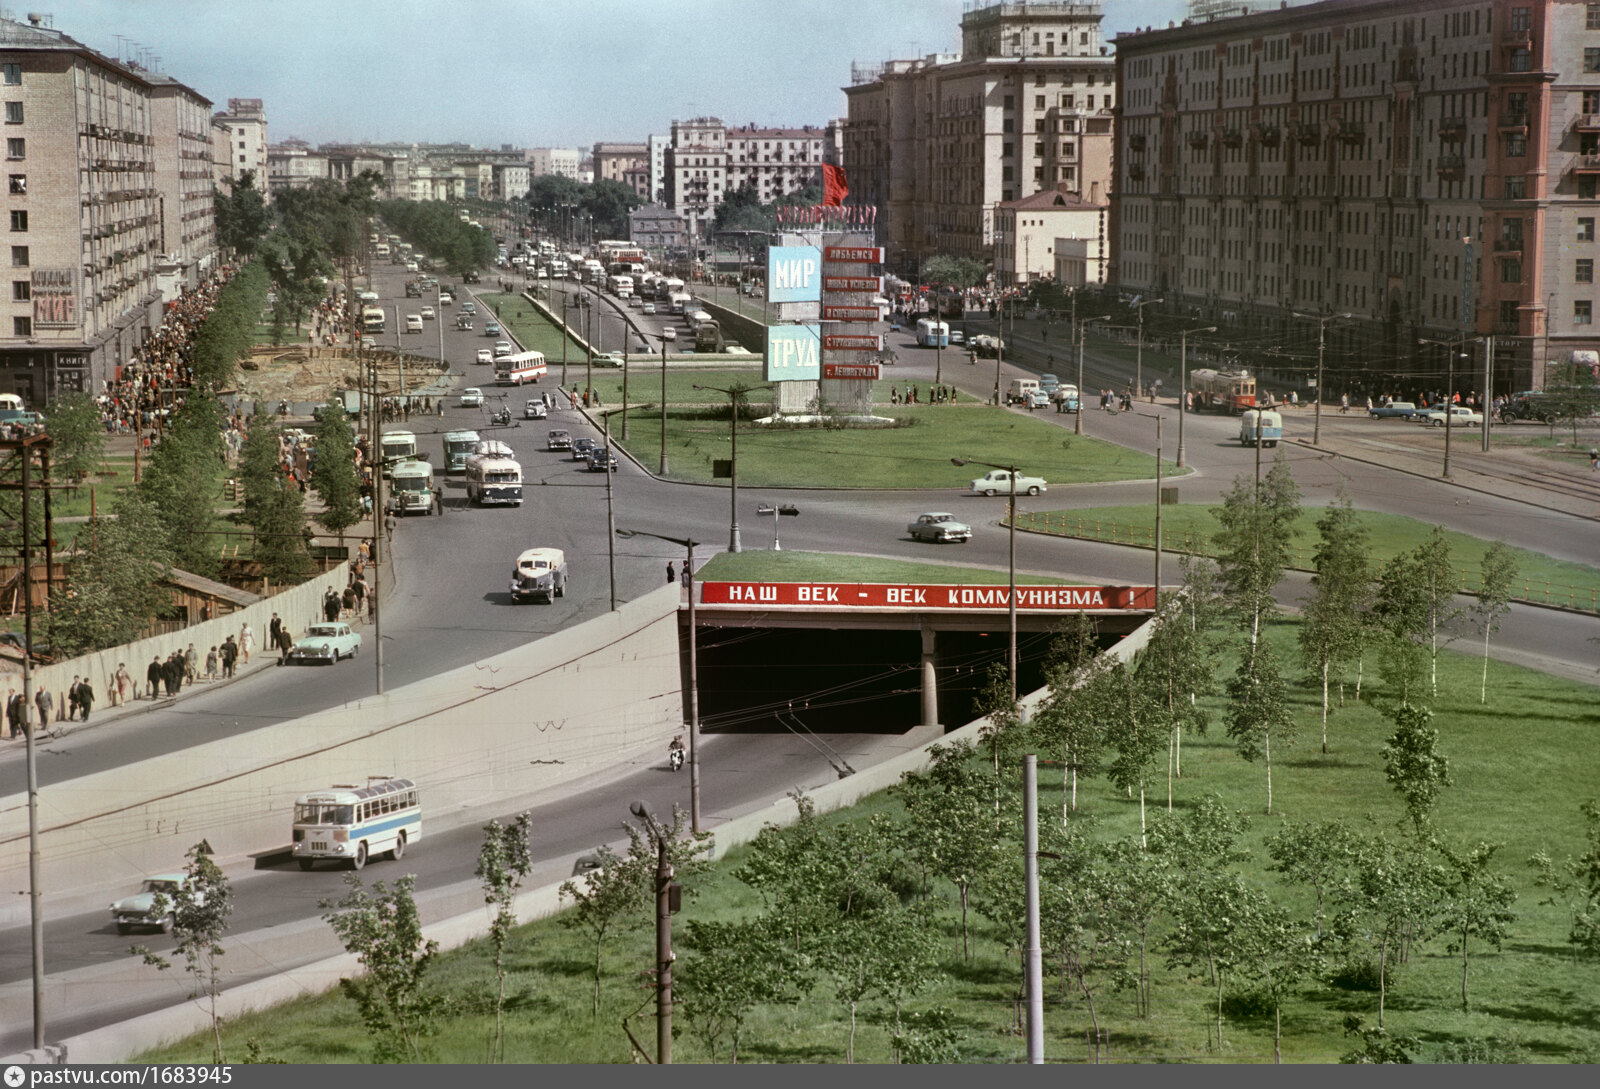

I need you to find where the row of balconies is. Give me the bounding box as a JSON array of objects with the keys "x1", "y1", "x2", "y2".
[
  {"x1": 1177, "y1": 120, "x2": 1362, "y2": 150},
  {"x1": 91, "y1": 158, "x2": 153, "y2": 173},
  {"x1": 83, "y1": 123, "x2": 149, "y2": 144}
]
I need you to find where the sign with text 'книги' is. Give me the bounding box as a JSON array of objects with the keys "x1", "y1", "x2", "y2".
[
  {"x1": 766, "y1": 245, "x2": 822, "y2": 303},
  {"x1": 764, "y1": 324, "x2": 822, "y2": 382}
]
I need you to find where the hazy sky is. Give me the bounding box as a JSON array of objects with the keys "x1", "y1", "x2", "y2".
[{"x1": 43, "y1": 0, "x2": 1188, "y2": 147}]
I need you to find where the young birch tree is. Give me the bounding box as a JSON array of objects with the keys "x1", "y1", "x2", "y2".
[
  {"x1": 1210, "y1": 450, "x2": 1301, "y2": 659},
  {"x1": 1225, "y1": 637, "x2": 1297, "y2": 815},
  {"x1": 1299, "y1": 488, "x2": 1374, "y2": 751},
  {"x1": 474, "y1": 813, "x2": 533, "y2": 1062},
  {"x1": 134, "y1": 843, "x2": 234, "y2": 1065},
  {"x1": 1470, "y1": 541, "x2": 1517, "y2": 704}
]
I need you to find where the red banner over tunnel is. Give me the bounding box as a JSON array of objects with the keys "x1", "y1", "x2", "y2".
[{"x1": 700, "y1": 583, "x2": 1156, "y2": 611}]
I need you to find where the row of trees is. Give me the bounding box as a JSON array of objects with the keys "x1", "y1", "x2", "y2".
[
  {"x1": 524, "y1": 174, "x2": 644, "y2": 243},
  {"x1": 377, "y1": 199, "x2": 497, "y2": 279}
]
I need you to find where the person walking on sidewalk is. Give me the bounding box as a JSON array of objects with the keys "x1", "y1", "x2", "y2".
[
  {"x1": 205, "y1": 646, "x2": 218, "y2": 681},
  {"x1": 240, "y1": 622, "x2": 255, "y2": 665},
  {"x1": 269, "y1": 612, "x2": 282, "y2": 651},
  {"x1": 146, "y1": 656, "x2": 163, "y2": 700},
  {"x1": 114, "y1": 663, "x2": 131, "y2": 707},
  {"x1": 74, "y1": 677, "x2": 94, "y2": 723},
  {"x1": 220, "y1": 636, "x2": 238, "y2": 679},
  {"x1": 34, "y1": 686, "x2": 52, "y2": 728}
]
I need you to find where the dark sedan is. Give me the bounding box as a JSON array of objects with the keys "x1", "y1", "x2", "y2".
[
  {"x1": 571, "y1": 437, "x2": 597, "y2": 461},
  {"x1": 586, "y1": 449, "x2": 618, "y2": 473}
]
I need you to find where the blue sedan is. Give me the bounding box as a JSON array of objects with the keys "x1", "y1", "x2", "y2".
[
  {"x1": 286, "y1": 623, "x2": 362, "y2": 664},
  {"x1": 1368, "y1": 401, "x2": 1418, "y2": 419}
]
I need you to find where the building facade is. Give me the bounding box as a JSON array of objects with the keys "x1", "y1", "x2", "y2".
[
  {"x1": 0, "y1": 14, "x2": 175, "y2": 403},
  {"x1": 843, "y1": 1, "x2": 1116, "y2": 275},
  {"x1": 593, "y1": 141, "x2": 650, "y2": 198},
  {"x1": 648, "y1": 132, "x2": 670, "y2": 203},
  {"x1": 527, "y1": 146, "x2": 580, "y2": 179},
  {"x1": 664, "y1": 118, "x2": 831, "y2": 237},
  {"x1": 265, "y1": 140, "x2": 327, "y2": 193},
  {"x1": 628, "y1": 203, "x2": 688, "y2": 249},
  {"x1": 211, "y1": 97, "x2": 267, "y2": 186},
  {"x1": 993, "y1": 184, "x2": 1107, "y2": 283},
  {"x1": 147, "y1": 73, "x2": 215, "y2": 291},
  {"x1": 1111, "y1": 0, "x2": 1598, "y2": 394}
]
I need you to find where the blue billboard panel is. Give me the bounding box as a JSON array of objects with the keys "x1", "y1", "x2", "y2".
[
  {"x1": 765, "y1": 325, "x2": 822, "y2": 382},
  {"x1": 766, "y1": 245, "x2": 822, "y2": 303}
]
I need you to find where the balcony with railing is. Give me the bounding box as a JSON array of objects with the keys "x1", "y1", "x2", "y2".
[
  {"x1": 1499, "y1": 110, "x2": 1529, "y2": 132},
  {"x1": 1576, "y1": 114, "x2": 1600, "y2": 132},
  {"x1": 1296, "y1": 122, "x2": 1321, "y2": 146},
  {"x1": 1257, "y1": 124, "x2": 1281, "y2": 147},
  {"x1": 1438, "y1": 154, "x2": 1466, "y2": 179},
  {"x1": 1186, "y1": 131, "x2": 1209, "y2": 149},
  {"x1": 1570, "y1": 152, "x2": 1600, "y2": 174},
  {"x1": 1128, "y1": 133, "x2": 1147, "y2": 151},
  {"x1": 1221, "y1": 129, "x2": 1244, "y2": 148},
  {"x1": 1126, "y1": 162, "x2": 1146, "y2": 180},
  {"x1": 1493, "y1": 237, "x2": 1524, "y2": 257},
  {"x1": 1501, "y1": 26, "x2": 1533, "y2": 44},
  {"x1": 1439, "y1": 117, "x2": 1467, "y2": 142}
]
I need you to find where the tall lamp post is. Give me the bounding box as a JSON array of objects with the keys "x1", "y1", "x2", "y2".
[
  {"x1": 1176, "y1": 326, "x2": 1218, "y2": 469},
  {"x1": 1073, "y1": 313, "x2": 1112, "y2": 435},
  {"x1": 1419, "y1": 336, "x2": 1477, "y2": 480},
  {"x1": 616, "y1": 529, "x2": 701, "y2": 834},
  {"x1": 1292, "y1": 311, "x2": 1352, "y2": 446},
  {"x1": 659, "y1": 340, "x2": 669, "y2": 475},
  {"x1": 951, "y1": 456, "x2": 1018, "y2": 703},
  {"x1": 693, "y1": 383, "x2": 772, "y2": 553},
  {"x1": 1133, "y1": 296, "x2": 1163, "y2": 399},
  {"x1": 1136, "y1": 411, "x2": 1164, "y2": 594}
]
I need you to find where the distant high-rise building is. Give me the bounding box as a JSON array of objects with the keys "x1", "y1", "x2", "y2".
[
  {"x1": 648, "y1": 133, "x2": 670, "y2": 203},
  {"x1": 212, "y1": 97, "x2": 267, "y2": 187},
  {"x1": 527, "y1": 147, "x2": 581, "y2": 180},
  {"x1": 664, "y1": 118, "x2": 831, "y2": 237}
]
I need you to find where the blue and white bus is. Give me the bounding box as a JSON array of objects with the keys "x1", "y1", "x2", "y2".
[
  {"x1": 291, "y1": 776, "x2": 420, "y2": 871},
  {"x1": 443, "y1": 429, "x2": 482, "y2": 473},
  {"x1": 915, "y1": 318, "x2": 950, "y2": 348}
]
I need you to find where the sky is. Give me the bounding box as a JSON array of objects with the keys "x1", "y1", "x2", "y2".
[{"x1": 40, "y1": 0, "x2": 1188, "y2": 148}]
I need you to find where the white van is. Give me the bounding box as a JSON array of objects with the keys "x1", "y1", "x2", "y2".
[
  {"x1": 405, "y1": 314, "x2": 423, "y2": 334},
  {"x1": 1239, "y1": 408, "x2": 1284, "y2": 448},
  {"x1": 1006, "y1": 378, "x2": 1040, "y2": 405}
]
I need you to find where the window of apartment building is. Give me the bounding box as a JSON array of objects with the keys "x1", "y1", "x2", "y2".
[
  {"x1": 1035, "y1": 95, "x2": 1045, "y2": 109},
  {"x1": 1500, "y1": 300, "x2": 1520, "y2": 326},
  {"x1": 1003, "y1": 95, "x2": 1014, "y2": 109},
  {"x1": 4, "y1": 138, "x2": 21, "y2": 160},
  {"x1": 1505, "y1": 176, "x2": 1526, "y2": 199},
  {"x1": 1586, "y1": 48, "x2": 1600, "y2": 73},
  {"x1": 1510, "y1": 48, "x2": 1532, "y2": 72},
  {"x1": 1505, "y1": 133, "x2": 1528, "y2": 156},
  {"x1": 1589, "y1": 3, "x2": 1600, "y2": 30},
  {"x1": 1582, "y1": 175, "x2": 1599, "y2": 200},
  {"x1": 1579, "y1": 258, "x2": 1595, "y2": 283},
  {"x1": 1582, "y1": 217, "x2": 1596, "y2": 241},
  {"x1": 8, "y1": 246, "x2": 23, "y2": 267},
  {"x1": 1003, "y1": 165, "x2": 1013, "y2": 182},
  {"x1": 1, "y1": 64, "x2": 19, "y2": 86},
  {"x1": 12, "y1": 315, "x2": 29, "y2": 336},
  {"x1": 8, "y1": 211, "x2": 24, "y2": 232},
  {"x1": 1003, "y1": 117, "x2": 1014, "y2": 133},
  {"x1": 1577, "y1": 300, "x2": 1594, "y2": 324},
  {"x1": 1500, "y1": 258, "x2": 1522, "y2": 282},
  {"x1": 1511, "y1": 7, "x2": 1532, "y2": 30},
  {"x1": 1063, "y1": 94, "x2": 1075, "y2": 108},
  {"x1": 11, "y1": 280, "x2": 27, "y2": 301},
  {"x1": 7, "y1": 174, "x2": 22, "y2": 195},
  {"x1": 3, "y1": 102, "x2": 19, "y2": 124}
]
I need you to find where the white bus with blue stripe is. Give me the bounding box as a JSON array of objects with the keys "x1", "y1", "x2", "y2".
[{"x1": 291, "y1": 777, "x2": 420, "y2": 871}]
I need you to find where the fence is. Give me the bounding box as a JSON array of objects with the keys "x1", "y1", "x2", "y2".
[{"x1": 1012, "y1": 510, "x2": 1600, "y2": 613}]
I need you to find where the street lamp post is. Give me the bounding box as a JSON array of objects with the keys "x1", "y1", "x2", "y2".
[
  {"x1": 1137, "y1": 412, "x2": 1164, "y2": 594},
  {"x1": 1134, "y1": 296, "x2": 1163, "y2": 400},
  {"x1": 951, "y1": 456, "x2": 1018, "y2": 703},
  {"x1": 1176, "y1": 326, "x2": 1218, "y2": 469},
  {"x1": 1074, "y1": 314, "x2": 1112, "y2": 436},
  {"x1": 694, "y1": 383, "x2": 772, "y2": 553},
  {"x1": 628, "y1": 802, "x2": 675, "y2": 1065},
  {"x1": 1292, "y1": 311, "x2": 1351, "y2": 446},
  {"x1": 616, "y1": 530, "x2": 701, "y2": 833},
  {"x1": 659, "y1": 340, "x2": 669, "y2": 475},
  {"x1": 1419, "y1": 336, "x2": 1476, "y2": 480}
]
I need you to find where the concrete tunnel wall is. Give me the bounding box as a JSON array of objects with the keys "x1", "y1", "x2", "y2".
[{"x1": 0, "y1": 585, "x2": 686, "y2": 899}]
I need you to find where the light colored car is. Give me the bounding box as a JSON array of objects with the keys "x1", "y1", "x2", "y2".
[
  {"x1": 970, "y1": 469, "x2": 1046, "y2": 497},
  {"x1": 629, "y1": 295, "x2": 643, "y2": 308},
  {"x1": 476, "y1": 348, "x2": 493, "y2": 365},
  {"x1": 438, "y1": 292, "x2": 453, "y2": 306},
  {"x1": 908, "y1": 512, "x2": 973, "y2": 543},
  {"x1": 1024, "y1": 389, "x2": 1050, "y2": 409},
  {"x1": 287, "y1": 622, "x2": 362, "y2": 664},
  {"x1": 547, "y1": 429, "x2": 572, "y2": 450},
  {"x1": 420, "y1": 306, "x2": 435, "y2": 320},
  {"x1": 360, "y1": 336, "x2": 376, "y2": 351},
  {"x1": 484, "y1": 321, "x2": 502, "y2": 336},
  {"x1": 494, "y1": 341, "x2": 513, "y2": 357},
  {"x1": 461, "y1": 301, "x2": 477, "y2": 316},
  {"x1": 642, "y1": 302, "x2": 657, "y2": 315},
  {"x1": 460, "y1": 387, "x2": 485, "y2": 407},
  {"x1": 1421, "y1": 405, "x2": 1485, "y2": 427},
  {"x1": 595, "y1": 351, "x2": 625, "y2": 367},
  {"x1": 660, "y1": 327, "x2": 676, "y2": 341},
  {"x1": 109, "y1": 873, "x2": 200, "y2": 935},
  {"x1": 509, "y1": 547, "x2": 568, "y2": 604},
  {"x1": 524, "y1": 399, "x2": 548, "y2": 420}
]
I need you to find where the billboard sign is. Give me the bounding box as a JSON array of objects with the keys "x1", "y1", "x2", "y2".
[
  {"x1": 766, "y1": 245, "x2": 822, "y2": 303},
  {"x1": 822, "y1": 361, "x2": 882, "y2": 380},
  {"x1": 823, "y1": 275, "x2": 882, "y2": 293},
  {"x1": 822, "y1": 334, "x2": 882, "y2": 352},
  {"x1": 31, "y1": 269, "x2": 77, "y2": 329},
  {"x1": 701, "y1": 582, "x2": 1157, "y2": 611},
  {"x1": 765, "y1": 324, "x2": 822, "y2": 382},
  {"x1": 822, "y1": 246, "x2": 884, "y2": 264},
  {"x1": 821, "y1": 305, "x2": 881, "y2": 323}
]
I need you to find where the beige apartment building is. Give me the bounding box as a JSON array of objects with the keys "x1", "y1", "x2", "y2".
[
  {"x1": 843, "y1": 1, "x2": 1116, "y2": 276},
  {"x1": 1112, "y1": 0, "x2": 1600, "y2": 394},
  {"x1": 994, "y1": 184, "x2": 1107, "y2": 284},
  {"x1": 147, "y1": 73, "x2": 216, "y2": 290},
  {"x1": 212, "y1": 97, "x2": 267, "y2": 187},
  {"x1": 664, "y1": 118, "x2": 837, "y2": 237},
  {"x1": 0, "y1": 14, "x2": 178, "y2": 402},
  {"x1": 593, "y1": 141, "x2": 650, "y2": 199}
]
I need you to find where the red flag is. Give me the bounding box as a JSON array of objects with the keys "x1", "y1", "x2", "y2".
[{"x1": 822, "y1": 163, "x2": 849, "y2": 206}]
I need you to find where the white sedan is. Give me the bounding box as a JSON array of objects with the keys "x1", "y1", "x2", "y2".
[
  {"x1": 420, "y1": 306, "x2": 435, "y2": 320},
  {"x1": 287, "y1": 622, "x2": 362, "y2": 664},
  {"x1": 460, "y1": 387, "x2": 485, "y2": 407},
  {"x1": 969, "y1": 469, "x2": 1046, "y2": 497},
  {"x1": 476, "y1": 348, "x2": 493, "y2": 365},
  {"x1": 1419, "y1": 405, "x2": 1485, "y2": 427},
  {"x1": 661, "y1": 327, "x2": 676, "y2": 342}
]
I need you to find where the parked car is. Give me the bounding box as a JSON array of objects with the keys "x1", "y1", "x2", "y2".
[
  {"x1": 1368, "y1": 401, "x2": 1418, "y2": 419},
  {"x1": 969, "y1": 469, "x2": 1046, "y2": 497},
  {"x1": 595, "y1": 351, "x2": 625, "y2": 367},
  {"x1": 286, "y1": 622, "x2": 362, "y2": 665},
  {"x1": 1051, "y1": 384, "x2": 1081, "y2": 413},
  {"x1": 524, "y1": 399, "x2": 548, "y2": 420},
  {"x1": 1420, "y1": 405, "x2": 1485, "y2": 427},
  {"x1": 484, "y1": 321, "x2": 502, "y2": 336},
  {"x1": 1024, "y1": 389, "x2": 1051, "y2": 410},
  {"x1": 571, "y1": 437, "x2": 598, "y2": 461},
  {"x1": 908, "y1": 512, "x2": 973, "y2": 543},
  {"x1": 109, "y1": 873, "x2": 201, "y2": 935},
  {"x1": 509, "y1": 547, "x2": 568, "y2": 604},
  {"x1": 460, "y1": 388, "x2": 485, "y2": 407},
  {"x1": 476, "y1": 348, "x2": 493, "y2": 365},
  {"x1": 586, "y1": 448, "x2": 619, "y2": 472},
  {"x1": 547, "y1": 429, "x2": 572, "y2": 451}
]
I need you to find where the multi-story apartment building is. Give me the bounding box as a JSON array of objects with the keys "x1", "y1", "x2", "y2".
[
  {"x1": 648, "y1": 133, "x2": 670, "y2": 203},
  {"x1": 212, "y1": 97, "x2": 267, "y2": 187},
  {"x1": 147, "y1": 73, "x2": 216, "y2": 291},
  {"x1": 266, "y1": 139, "x2": 327, "y2": 193},
  {"x1": 994, "y1": 184, "x2": 1107, "y2": 284},
  {"x1": 593, "y1": 141, "x2": 650, "y2": 198},
  {"x1": 0, "y1": 14, "x2": 174, "y2": 402},
  {"x1": 664, "y1": 118, "x2": 835, "y2": 237},
  {"x1": 843, "y1": 1, "x2": 1116, "y2": 275},
  {"x1": 527, "y1": 146, "x2": 581, "y2": 180},
  {"x1": 494, "y1": 161, "x2": 530, "y2": 200},
  {"x1": 324, "y1": 146, "x2": 408, "y2": 200},
  {"x1": 1112, "y1": 0, "x2": 1598, "y2": 394}
]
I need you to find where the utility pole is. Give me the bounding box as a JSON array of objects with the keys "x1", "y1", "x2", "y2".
[
  {"x1": 1075, "y1": 312, "x2": 1112, "y2": 436},
  {"x1": 1176, "y1": 326, "x2": 1217, "y2": 469},
  {"x1": 1024, "y1": 754, "x2": 1043, "y2": 1064},
  {"x1": 1292, "y1": 311, "x2": 1349, "y2": 446},
  {"x1": 659, "y1": 340, "x2": 669, "y2": 475},
  {"x1": 17, "y1": 435, "x2": 46, "y2": 1049},
  {"x1": 1481, "y1": 335, "x2": 1494, "y2": 452}
]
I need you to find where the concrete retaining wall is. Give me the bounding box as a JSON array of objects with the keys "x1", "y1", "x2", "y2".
[
  {"x1": 2, "y1": 564, "x2": 353, "y2": 737},
  {"x1": 0, "y1": 585, "x2": 685, "y2": 899},
  {"x1": 697, "y1": 298, "x2": 766, "y2": 353}
]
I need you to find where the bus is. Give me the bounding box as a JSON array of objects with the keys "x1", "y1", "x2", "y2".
[
  {"x1": 443, "y1": 429, "x2": 482, "y2": 473},
  {"x1": 361, "y1": 306, "x2": 386, "y2": 335},
  {"x1": 379, "y1": 429, "x2": 416, "y2": 473},
  {"x1": 386, "y1": 459, "x2": 435, "y2": 515},
  {"x1": 465, "y1": 454, "x2": 523, "y2": 506},
  {"x1": 494, "y1": 351, "x2": 547, "y2": 386},
  {"x1": 1188, "y1": 368, "x2": 1257, "y2": 413},
  {"x1": 915, "y1": 318, "x2": 950, "y2": 348},
  {"x1": 1238, "y1": 408, "x2": 1283, "y2": 448},
  {"x1": 290, "y1": 776, "x2": 420, "y2": 871}
]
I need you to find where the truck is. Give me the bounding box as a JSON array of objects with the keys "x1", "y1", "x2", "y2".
[
  {"x1": 694, "y1": 319, "x2": 725, "y2": 353},
  {"x1": 361, "y1": 306, "x2": 386, "y2": 335}
]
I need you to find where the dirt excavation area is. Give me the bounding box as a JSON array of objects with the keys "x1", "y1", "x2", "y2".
[{"x1": 231, "y1": 346, "x2": 449, "y2": 409}]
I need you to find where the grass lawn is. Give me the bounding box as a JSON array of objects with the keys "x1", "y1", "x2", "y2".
[
  {"x1": 477, "y1": 294, "x2": 586, "y2": 364},
  {"x1": 134, "y1": 621, "x2": 1600, "y2": 1064},
  {"x1": 1021, "y1": 503, "x2": 1600, "y2": 609},
  {"x1": 604, "y1": 403, "x2": 1176, "y2": 490},
  {"x1": 697, "y1": 549, "x2": 1095, "y2": 585}
]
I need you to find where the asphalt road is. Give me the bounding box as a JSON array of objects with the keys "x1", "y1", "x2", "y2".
[{"x1": 2, "y1": 258, "x2": 1597, "y2": 1053}]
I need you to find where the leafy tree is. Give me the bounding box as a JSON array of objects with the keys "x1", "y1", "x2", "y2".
[
  {"x1": 1163, "y1": 871, "x2": 1257, "y2": 1052},
  {"x1": 237, "y1": 411, "x2": 283, "y2": 530},
  {"x1": 188, "y1": 262, "x2": 269, "y2": 389},
  {"x1": 42, "y1": 391, "x2": 106, "y2": 485},
  {"x1": 45, "y1": 491, "x2": 174, "y2": 656},
  {"x1": 134, "y1": 842, "x2": 234, "y2": 1064},
  {"x1": 214, "y1": 170, "x2": 269, "y2": 256},
  {"x1": 1328, "y1": 833, "x2": 1441, "y2": 1027},
  {"x1": 823, "y1": 900, "x2": 939, "y2": 1063},
  {"x1": 920, "y1": 253, "x2": 988, "y2": 291},
  {"x1": 896, "y1": 741, "x2": 998, "y2": 960},
  {"x1": 311, "y1": 402, "x2": 364, "y2": 545},
  {"x1": 558, "y1": 843, "x2": 644, "y2": 1015},
  {"x1": 733, "y1": 791, "x2": 830, "y2": 953},
  {"x1": 474, "y1": 814, "x2": 533, "y2": 1062},
  {"x1": 253, "y1": 479, "x2": 315, "y2": 586},
  {"x1": 1380, "y1": 703, "x2": 1452, "y2": 835},
  {"x1": 1410, "y1": 527, "x2": 1462, "y2": 698},
  {"x1": 1470, "y1": 541, "x2": 1517, "y2": 704},
  {"x1": 138, "y1": 391, "x2": 228, "y2": 577},
  {"x1": 680, "y1": 915, "x2": 808, "y2": 1063},
  {"x1": 1135, "y1": 611, "x2": 1213, "y2": 810},
  {"x1": 1527, "y1": 798, "x2": 1600, "y2": 959},
  {"x1": 1210, "y1": 450, "x2": 1301, "y2": 653},
  {"x1": 972, "y1": 660, "x2": 1027, "y2": 810},
  {"x1": 713, "y1": 183, "x2": 765, "y2": 234},
  {"x1": 1370, "y1": 551, "x2": 1430, "y2": 707},
  {"x1": 1171, "y1": 553, "x2": 1226, "y2": 777},
  {"x1": 1031, "y1": 614, "x2": 1110, "y2": 816},
  {"x1": 1098, "y1": 838, "x2": 1174, "y2": 1018},
  {"x1": 1433, "y1": 840, "x2": 1517, "y2": 1011},
  {"x1": 1224, "y1": 637, "x2": 1297, "y2": 815},
  {"x1": 1338, "y1": 1014, "x2": 1419, "y2": 1064},
  {"x1": 1233, "y1": 895, "x2": 1322, "y2": 1063},
  {"x1": 1540, "y1": 357, "x2": 1600, "y2": 444},
  {"x1": 1101, "y1": 659, "x2": 1168, "y2": 844},
  {"x1": 1299, "y1": 487, "x2": 1375, "y2": 751},
  {"x1": 1041, "y1": 860, "x2": 1132, "y2": 1063},
  {"x1": 1266, "y1": 819, "x2": 1360, "y2": 940},
  {"x1": 321, "y1": 873, "x2": 441, "y2": 1063}
]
